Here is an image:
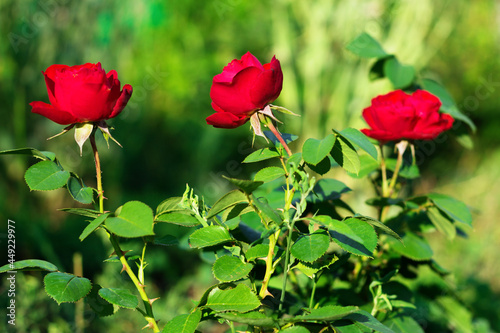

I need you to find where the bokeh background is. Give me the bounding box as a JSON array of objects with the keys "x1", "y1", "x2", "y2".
[{"x1": 1, "y1": 0, "x2": 499, "y2": 332}]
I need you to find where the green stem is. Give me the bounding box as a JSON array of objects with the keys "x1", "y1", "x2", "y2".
[
  {"x1": 379, "y1": 144, "x2": 388, "y2": 198},
  {"x1": 90, "y1": 132, "x2": 160, "y2": 332},
  {"x1": 259, "y1": 230, "x2": 280, "y2": 298},
  {"x1": 387, "y1": 141, "x2": 408, "y2": 197},
  {"x1": 309, "y1": 274, "x2": 319, "y2": 310},
  {"x1": 279, "y1": 218, "x2": 295, "y2": 312}
]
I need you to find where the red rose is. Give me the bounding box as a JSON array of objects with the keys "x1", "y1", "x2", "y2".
[
  {"x1": 207, "y1": 52, "x2": 283, "y2": 128},
  {"x1": 30, "y1": 63, "x2": 133, "y2": 125},
  {"x1": 361, "y1": 90, "x2": 454, "y2": 142}
]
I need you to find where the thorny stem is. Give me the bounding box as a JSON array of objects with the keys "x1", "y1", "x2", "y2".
[{"x1": 90, "y1": 132, "x2": 160, "y2": 332}]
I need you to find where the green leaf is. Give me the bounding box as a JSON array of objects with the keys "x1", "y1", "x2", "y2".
[
  {"x1": 346, "y1": 32, "x2": 388, "y2": 58},
  {"x1": 421, "y1": 78, "x2": 476, "y2": 132},
  {"x1": 105, "y1": 201, "x2": 155, "y2": 238},
  {"x1": 243, "y1": 148, "x2": 280, "y2": 163},
  {"x1": 0, "y1": 259, "x2": 58, "y2": 273},
  {"x1": 0, "y1": 147, "x2": 55, "y2": 160},
  {"x1": 355, "y1": 215, "x2": 403, "y2": 243},
  {"x1": 307, "y1": 178, "x2": 351, "y2": 203},
  {"x1": 207, "y1": 189, "x2": 248, "y2": 219},
  {"x1": 323, "y1": 217, "x2": 378, "y2": 257},
  {"x1": 162, "y1": 309, "x2": 202, "y2": 333},
  {"x1": 212, "y1": 256, "x2": 254, "y2": 282},
  {"x1": 67, "y1": 176, "x2": 94, "y2": 204},
  {"x1": 216, "y1": 311, "x2": 276, "y2": 328},
  {"x1": 205, "y1": 284, "x2": 260, "y2": 313},
  {"x1": 346, "y1": 310, "x2": 396, "y2": 333},
  {"x1": 383, "y1": 315, "x2": 424, "y2": 333},
  {"x1": 156, "y1": 197, "x2": 183, "y2": 216},
  {"x1": 427, "y1": 193, "x2": 472, "y2": 226},
  {"x1": 156, "y1": 210, "x2": 201, "y2": 227},
  {"x1": 223, "y1": 176, "x2": 263, "y2": 194},
  {"x1": 306, "y1": 156, "x2": 332, "y2": 175},
  {"x1": 79, "y1": 213, "x2": 110, "y2": 241},
  {"x1": 254, "y1": 166, "x2": 286, "y2": 183},
  {"x1": 302, "y1": 134, "x2": 336, "y2": 166},
  {"x1": 280, "y1": 327, "x2": 310, "y2": 333},
  {"x1": 44, "y1": 272, "x2": 92, "y2": 305},
  {"x1": 189, "y1": 225, "x2": 232, "y2": 248},
  {"x1": 98, "y1": 288, "x2": 138, "y2": 309},
  {"x1": 154, "y1": 234, "x2": 179, "y2": 246},
  {"x1": 331, "y1": 135, "x2": 360, "y2": 174},
  {"x1": 426, "y1": 206, "x2": 456, "y2": 240},
  {"x1": 24, "y1": 160, "x2": 70, "y2": 191},
  {"x1": 337, "y1": 128, "x2": 378, "y2": 160},
  {"x1": 294, "y1": 305, "x2": 359, "y2": 322},
  {"x1": 251, "y1": 196, "x2": 283, "y2": 225},
  {"x1": 264, "y1": 131, "x2": 299, "y2": 148},
  {"x1": 347, "y1": 155, "x2": 379, "y2": 179},
  {"x1": 294, "y1": 255, "x2": 338, "y2": 278},
  {"x1": 387, "y1": 232, "x2": 433, "y2": 261},
  {"x1": 383, "y1": 56, "x2": 416, "y2": 89},
  {"x1": 246, "y1": 244, "x2": 269, "y2": 261},
  {"x1": 59, "y1": 208, "x2": 102, "y2": 218},
  {"x1": 291, "y1": 230, "x2": 330, "y2": 263},
  {"x1": 86, "y1": 284, "x2": 114, "y2": 317}
]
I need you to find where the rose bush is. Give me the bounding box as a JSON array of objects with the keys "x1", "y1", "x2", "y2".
[
  {"x1": 361, "y1": 89, "x2": 454, "y2": 142},
  {"x1": 206, "y1": 52, "x2": 283, "y2": 128},
  {"x1": 30, "y1": 62, "x2": 133, "y2": 125}
]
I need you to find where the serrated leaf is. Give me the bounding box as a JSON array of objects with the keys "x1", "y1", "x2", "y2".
[
  {"x1": 383, "y1": 56, "x2": 415, "y2": 89},
  {"x1": 105, "y1": 201, "x2": 155, "y2": 238},
  {"x1": 98, "y1": 288, "x2": 138, "y2": 309},
  {"x1": 427, "y1": 193, "x2": 472, "y2": 226},
  {"x1": 0, "y1": 147, "x2": 54, "y2": 160},
  {"x1": 86, "y1": 284, "x2": 114, "y2": 317},
  {"x1": 337, "y1": 128, "x2": 378, "y2": 160},
  {"x1": 162, "y1": 309, "x2": 202, "y2": 333},
  {"x1": 25, "y1": 160, "x2": 70, "y2": 191},
  {"x1": 346, "y1": 310, "x2": 396, "y2": 333},
  {"x1": 80, "y1": 213, "x2": 110, "y2": 241},
  {"x1": 156, "y1": 197, "x2": 183, "y2": 216},
  {"x1": 0, "y1": 259, "x2": 58, "y2": 273},
  {"x1": 355, "y1": 215, "x2": 403, "y2": 243},
  {"x1": 216, "y1": 311, "x2": 277, "y2": 327},
  {"x1": 346, "y1": 32, "x2": 388, "y2": 58},
  {"x1": 254, "y1": 166, "x2": 286, "y2": 183},
  {"x1": 207, "y1": 189, "x2": 248, "y2": 219},
  {"x1": 331, "y1": 136, "x2": 360, "y2": 174},
  {"x1": 251, "y1": 196, "x2": 283, "y2": 225},
  {"x1": 294, "y1": 305, "x2": 359, "y2": 322},
  {"x1": 291, "y1": 231, "x2": 330, "y2": 263},
  {"x1": 213, "y1": 256, "x2": 254, "y2": 282},
  {"x1": 156, "y1": 210, "x2": 201, "y2": 227},
  {"x1": 205, "y1": 284, "x2": 260, "y2": 313},
  {"x1": 67, "y1": 176, "x2": 94, "y2": 204},
  {"x1": 427, "y1": 206, "x2": 456, "y2": 240},
  {"x1": 294, "y1": 255, "x2": 338, "y2": 278},
  {"x1": 307, "y1": 178, "x2": 351, "y2": 203},
  {"x1": 387, "y1": 232, "x2": 433, "y2": 261},
  {"x1": 44, "y1": 272, "x2": 92, "y2": 304},
  {"x1": 243, "y1": 148, "x2": 280, "y2": 163},
  {"x1": 245, "y1": 244, "x2": 270, "y2": 261},
  {"x1": 324, "y1": 217, "x2": 378, "y2": 257},
  {"x1": 189, "y1": 225, "x2": 232, "y2": 248},
  {"x1": 223, "y1": 176, "x2": 263, "y2": 194},
  {"x1": 383, "y1": 315, "x2": 424, "y2": 333},
  {"x1": 302, "y1": 134, "x2": 336, "y2": 166},
  {"x1": 59, "y1": 208, "x2": 101, "y2": 218}
]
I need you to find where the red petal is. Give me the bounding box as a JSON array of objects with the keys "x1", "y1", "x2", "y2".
[
  {"x1": 30, "y1": 101, "x2": 79, "y2": 125},
  {"x1": 109, "y1": 84, "x2": 133, "y2": 119},
  {"x1": 206, "y1": 112, "x2": 249, "y2": 128},
  {"x1": 250, "y1": 56, "x2": 283, "y2": 107}
]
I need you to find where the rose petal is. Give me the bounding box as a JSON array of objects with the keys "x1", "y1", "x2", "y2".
[
  {"x1": 109, "y1": 84, "x2": 133, "y2": 119},
  {"x1": 30, "y1": 101, "x2": 80, "y2": 125},
  {"x1": 206, "y1": 112, "x2": 249, "y2": 129},
  {"x1": 213, "y1": 52, "x2": 263, "y2": 84},
  {"x1": 250, "y1": 56, "x2": 283, "y2": 108}
]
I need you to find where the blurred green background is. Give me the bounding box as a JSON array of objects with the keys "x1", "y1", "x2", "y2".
[{"x1": 1, "y1": 0, "x2": 499, "y2": 332}]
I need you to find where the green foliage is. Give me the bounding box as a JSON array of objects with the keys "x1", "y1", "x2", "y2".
[
  {"x1": 24, "y1": 160, "x2": 70, "y2": 191},
  {"x1": 189, "y1": 225, "x2": 232, "y2": 248},
  {"x1": 105, "y1": 201, "x2": 155, "y2": 238},
  {"x1": 0, "y1": 259, "x2": 58, "y2": 273},
  {"x1": 44, "y1": 272, "x2": 92, "y2": 305},
  {"x1": 162, "y1": 309, "x2": 201, "y2": 333},
  {"x1": 205, "y1": 284, "x2": 260, "y2": 313},
  {"x1": 212, "y1": 255, "x2": 253, "y2": 282},
  {"x1": 98, "y1": 288, "x2": 139, "y2": 309}
]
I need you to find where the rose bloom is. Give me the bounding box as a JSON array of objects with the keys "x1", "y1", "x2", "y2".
[
  {"x1": 30, "y1": 63, "x2": 133, "y2": 125},
  {"x1": 361, "y1": 90, "x2": 454, "y2": 142},
  {"x1": 207, "y1": 52, "x2": 283, "y2": 128}
]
